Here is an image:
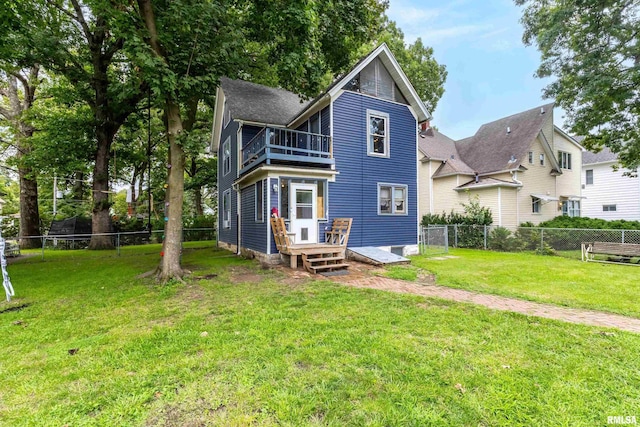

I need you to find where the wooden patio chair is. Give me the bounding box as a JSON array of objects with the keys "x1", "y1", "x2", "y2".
[{"x1": 324, "y1": 218, "x2": 352, "y2": 247}]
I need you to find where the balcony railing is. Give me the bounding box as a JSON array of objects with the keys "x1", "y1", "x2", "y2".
[{"x1": 240, "y1": 127, "x2": 333, "y2": 174}]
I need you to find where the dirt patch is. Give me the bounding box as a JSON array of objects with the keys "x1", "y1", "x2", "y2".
[{"x1": 227, "y1": 266, "x2": 265, "y2": 284}]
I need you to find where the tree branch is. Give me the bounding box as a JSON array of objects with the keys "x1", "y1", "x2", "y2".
[{"x1": 68, "y1": 0, "x2": 93, "y2": 43}]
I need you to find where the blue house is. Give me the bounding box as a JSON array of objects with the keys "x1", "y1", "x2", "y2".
[{"x1": 211, "y1": 44, "x2": 431, "y2": 263}]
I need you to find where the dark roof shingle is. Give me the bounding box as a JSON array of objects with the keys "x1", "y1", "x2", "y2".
[
  {"x1": 583, "y1": 146, "x2": 619, "y2": 164},
  {"x1": 455, "y1": 103, "x2": 555, "y2": 174},
  {"x1": 220, "y1": 77, "x2": 310, "y2": 126}
]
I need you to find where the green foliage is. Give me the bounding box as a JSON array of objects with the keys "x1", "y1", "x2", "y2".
[
  {"x1": 516, "y1": 0, "x2": 640, "y2": 172},
  {"x1": 488, "y1": 227, "x2": 524, "y2": 252},
  {"x1": 535, "y1": 216, "x2": 640, "y2": 231}
]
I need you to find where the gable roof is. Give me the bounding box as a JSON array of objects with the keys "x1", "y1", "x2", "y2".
[
  {"x1": 289, "y1": 43, "x2": 431, "y2": 126},
  {"x1": 454, "y1": 103, "x2": 555, "y2": 174},
  {"x1": 583, "y1": 146, "x2": 619, "y2": 165},
  {"x1": 220, "y1": 77, "x2": 310, "y2": 126},
  {"x1": 455, "y1": 176, "x2": 523, "y2": 190}
]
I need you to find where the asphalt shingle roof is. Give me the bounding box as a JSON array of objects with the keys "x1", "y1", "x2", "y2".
[
  {"x1": 454, "y1": 103, "x2": 555, "y2": 174},
  {"x1": 583, "y1": 146, "x2": 619, "y2": 164},
  {"x1": 220, "y1": 77, "x2": 310, "y2": 126}
]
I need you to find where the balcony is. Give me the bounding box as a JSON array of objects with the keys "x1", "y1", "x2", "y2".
[{"x1": 240, "y1": 127, "x2": 334, "y2": 175}]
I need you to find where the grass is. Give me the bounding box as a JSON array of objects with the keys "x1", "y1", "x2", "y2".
[
  {"x1": 408, "y1": 249, "x2": 640, "y2": 317},
  {"x1": 1, "y1": 244, "x2": 639, "y2": 425}
]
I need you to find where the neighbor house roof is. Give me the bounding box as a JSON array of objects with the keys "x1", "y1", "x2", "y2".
[
  {"x1": 455, "y1": 176, "x2": 523, "y2": 190},
  {"x1": 583, "y1": 146, "x2": 619, "y2": 165},
  {"x1": 219, "y1": 77, "x2": 310, "y2": 126},
  {"x1": 455, "y1": 103, "x2": 555, "y2": 174}
]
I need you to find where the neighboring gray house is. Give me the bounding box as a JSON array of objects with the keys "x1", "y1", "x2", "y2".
[{"x1": 582, "y1": 147, "x2": 640, "y2": 220}]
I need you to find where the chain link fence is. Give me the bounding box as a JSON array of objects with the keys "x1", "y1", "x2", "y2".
[
  {"x1": 421, "y1": 225, "x2": 640, "y2": 259},
  {"x1": 419, "y1": 225, "x2": 449, "y2": 255},
  {"x1": 6, "y1": 228, "x2": 216, "y2": 261}
]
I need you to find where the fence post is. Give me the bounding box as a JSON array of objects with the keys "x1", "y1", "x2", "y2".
[
  {"x1": 540, "y1": 229, "x2": 544, "y2": 251},
  {"x1": 622, "y1": 230, "x2": 625, "y2": 244},
  {"x1": 454, "y1": 224, "x2": 458, "y2": 247},
  {"x1": 444, "y1": 225, "x2": 449, "y2": 253},
  {"x1": 41, "y1": 236, "x2": 45, "y2": 260},
  {"x1": 484, "y1": 225, "x2": 487, "y2": 249},
  {"x1": 117, "y1": 233, "x2": 121, "y2": 256}
]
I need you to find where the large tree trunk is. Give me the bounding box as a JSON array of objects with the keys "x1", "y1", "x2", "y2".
[
  {"x1": 158, "y1": 100, "x2": 186, "y2": 280},
  {"x1": 18, "y1": 162, "x2": 41, "y2": 249},
  {"x1": 89, "y1": 129, "x2": 114, "y2": 249}
]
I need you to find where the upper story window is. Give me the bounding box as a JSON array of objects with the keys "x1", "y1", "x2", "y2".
[
  {"x1": 539, "y1": 153, "x2": 545, "y2": 166},
  {"x1": 367, "y1": 110, "x2": 389, "y2": 157},
  {"x1": 223, "y1": 101, "x2": 231, "y2": 128},
  {"x1": 528, "y1": 151, "x2": 533, "y2": 164},
  {"x1": 222, "y1": 137, "x2": 231, "y2": 176},
  {"x1": 378, "y1": 183, "x2": 407, "y2": 215},
  {"x1": 342, "y1": 58, "x2": 408, "y2": 104},
  {"x1": 586, "y1": 169, "x2": 594, "y2": 185},
  {"x1": 558, "y1": 151, "x2": 572, "y2": 169}
]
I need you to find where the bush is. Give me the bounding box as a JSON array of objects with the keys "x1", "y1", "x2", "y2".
[
  {"x1": 488, "y1": 227, "x2": 524, "y2": 251},
  {"x1": 535, "y1": 216, "x2": 640, "y2": 230}
]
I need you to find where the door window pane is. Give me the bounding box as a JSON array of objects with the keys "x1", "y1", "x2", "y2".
[
  {"x1": 296, "y1": 190, "x2": 313, "y2": 205},
  {"x1": 296, "y1": 206, "x2": 313, "y2": 219}
]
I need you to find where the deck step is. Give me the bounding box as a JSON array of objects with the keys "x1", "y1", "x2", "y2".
[
  {"x1": 305, "y1": 256, "x2": 345, "y2": 263},
  {"x1": 307, "y1": 263, "x2": 350, "y2": 271}
]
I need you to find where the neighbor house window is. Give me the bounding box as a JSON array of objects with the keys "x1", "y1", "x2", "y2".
[
  {"x1": 378, "y1": 184, "x2": 407, "y2": 215},
  {"x1": 562, "y1": 200, "x2": 581, "y2": 217},
  {"x1": 558, "y1": 151, "x2": 572, "y2": 169},
  {"x1": 367, "y1": 110, "x2": 389, "y2": 157},
  {"x1": 603, "y1": 204, "x2": 617, "y2": 212},
  {"x1": 223, "y1": 101, "x2": 231, "y2": 128},
  {"x1": 222, "y1": 189, "x2": 231, "y2": 229},
  {"x1": 586, "y1": 169, "x2": 593, "y2": 185},
  {"x1": 255, "y1": 180, "x2": 264, "y2": 222},
  {"x1": 532, "y1": 197, "x2": 541, "y2": 213},
  {"x1": 222, "y1": 137, "x2": 231, "y2": 176},
  {"x1": 539, "y1": 153, "x2": 545, "y2": 166},
  {"x1": 528, "y1": 151, "x2": 533, "y2": 164}
]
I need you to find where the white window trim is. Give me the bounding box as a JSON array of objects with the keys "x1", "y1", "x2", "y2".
[
  {"x1": 367, "y1": 109, "x2": 390, "y2": 158},
  {"x1": 222, "y1": 189, "x2": 231, "y2": 229},
  {"x1": 586, "y1": 169, "x2": 594, "y2": 185},
  {"x1": 255, "y1": 180, "x2": 265, "y2": 223},
  {"x1": 558, "y1": 150, "x2": 572, "y2": 169},
  {"x1": 222, "y1": 137, "x2": 231, "y2": 177},
  {"x1": 377, "y1": 183, "x2": 408, "y2": 216},
  {"x1": 603, "y1": 204, "x2": 617, "y2": 212}
]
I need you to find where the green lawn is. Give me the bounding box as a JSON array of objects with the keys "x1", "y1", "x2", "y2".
[
  {"x1": 1, "y1": 244, "x2": 639, "y2": 426},
  {"x1": 407, "y1": 249, "x2": 640, "y2": 318}
]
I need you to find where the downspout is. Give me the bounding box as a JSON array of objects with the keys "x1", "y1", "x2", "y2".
[
  {"x1": 233, "y1": 182, "x2": 241, "y2": 255},
  {"x1": 511, "y1": 170, "x2": 523, "y2": 226}
]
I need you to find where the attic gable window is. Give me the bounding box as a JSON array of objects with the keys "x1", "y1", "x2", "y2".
[
  {"x1": 223, "y1": 101, "x2": 231, "y2": 128},
  {"x1": 539, "y1": 153, "x2": 545, "y2": 166},
  {"x1": 342, "y1": 58, "x2": 408, "y2": 104},
  {"x1": 222, "y1": 137, "x2": 231, "y2": 176},
  {"x1": 367, "y1": 110, "x2": 389, "y2": 157}
]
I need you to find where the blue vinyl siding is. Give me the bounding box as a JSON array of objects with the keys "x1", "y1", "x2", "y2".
[
  {"x1": 241, "y1": 182, "x2": 268, "y2": 252},
  {"x1": 328, "y1": 91, "x2": 417, "y2": 247},
  {"x1": 217, "y1": 120, "x2": 239, "y2": 246}
]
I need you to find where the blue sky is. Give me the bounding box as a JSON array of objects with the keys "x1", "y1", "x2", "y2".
[{"x1": 387, "y1": 0, "x2": 561, "y2": 139}]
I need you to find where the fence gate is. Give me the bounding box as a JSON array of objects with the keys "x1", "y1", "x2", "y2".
[{"x1": 420, "y1": 225, "x2": 449, "y2": 256}]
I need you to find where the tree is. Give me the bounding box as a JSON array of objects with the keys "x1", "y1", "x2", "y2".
[
  {"x1": 0, "y1": 66, "x2": 42, "y2": 248},
  {"x1": 5, "y1": 0, "x2": 147, "y2": 248},
  {"x1": 133, "y1": 0, "x2": 386, "y2": 281},
  {"x1": 516, "y1": 0, "x2": 640, "y2": 172}
]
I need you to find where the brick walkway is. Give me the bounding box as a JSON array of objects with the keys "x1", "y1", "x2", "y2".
[{"x1": 328, "y1": 266, "x2": 640, "y2": 334}]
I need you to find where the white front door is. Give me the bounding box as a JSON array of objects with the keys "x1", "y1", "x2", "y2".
[{"x1": 290, "y1": 183, "x2": 317, "y2": 244}]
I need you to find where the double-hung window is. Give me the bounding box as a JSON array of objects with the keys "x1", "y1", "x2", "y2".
[
  {"x1": 558, "y1": 151, "x2": 572, "y2": 169},
  {"x1": 586, "y1": 169, "x2": 593, "y2": 185},
  {"x1": 378, "y1": 184, "x2": 407, "y2": 215},
  {"x1": 367, "y1": 110, "x2": 389, "y2": 157},
  {"x1": 222, "y1": 189, "x2": 231, "y2": 229},
  {"x1": 222, "y1": 137, "x2": 231, "y2": 176},
  {"x1": 539, "y1": 153, "x2": 545, "y2": 166},
  {"x1": 528, "y1": 151, "x2": 533, "y2": 164}
]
